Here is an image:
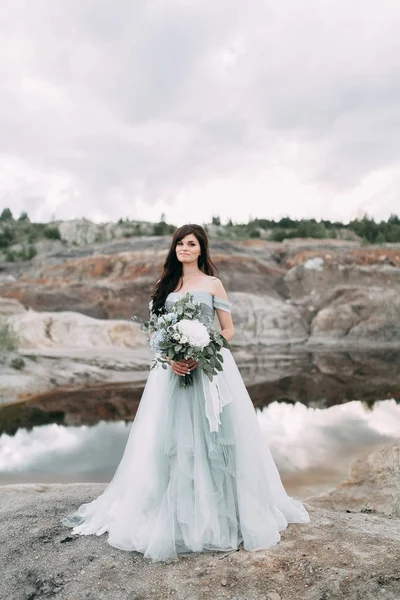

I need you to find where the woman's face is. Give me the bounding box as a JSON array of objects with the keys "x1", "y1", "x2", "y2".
[{"x1": 175, "y1": 233, "x2": 201, "y2": 264}]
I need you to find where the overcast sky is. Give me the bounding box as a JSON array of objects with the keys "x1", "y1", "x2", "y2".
[{"x1": 1, "y1": 0, "x2": 399, "y2": 226}]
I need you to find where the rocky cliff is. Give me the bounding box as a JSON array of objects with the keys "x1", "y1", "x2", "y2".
[
  {"x1": 1, "y1": 235, "x2": 400, "y2": 340},
  {"x1": 1, "y1": 232, "x2": 400, "y2": 405}
]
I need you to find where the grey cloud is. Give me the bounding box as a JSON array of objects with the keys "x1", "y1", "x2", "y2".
[{"x1": 0, "y1": 0, "x2": 400, "y2": 219}]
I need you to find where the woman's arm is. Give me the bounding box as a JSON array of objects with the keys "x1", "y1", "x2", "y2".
[
  {"x1": 216, "y1": 310, "x2": 235, "y2": 342},
  {"x1": 213, "y1": 278, "x2": 235, "y2": 342}
]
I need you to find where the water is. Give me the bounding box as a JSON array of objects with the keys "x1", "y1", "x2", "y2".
[{"x1": 1, "y1": 349, "x2": 399, "y2": 499}]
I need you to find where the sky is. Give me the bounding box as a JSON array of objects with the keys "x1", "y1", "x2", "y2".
[{"x1": 0, "y1": 0, "x2": 400, "y2": 226}]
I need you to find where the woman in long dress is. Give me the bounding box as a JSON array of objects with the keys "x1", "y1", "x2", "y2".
[{"x1": 61, "y1": 223, "x2": 310, "y2": 562}]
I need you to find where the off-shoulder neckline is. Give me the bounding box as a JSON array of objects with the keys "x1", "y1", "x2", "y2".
[
  {"x1": 169, "y1": 290, "x2": 213, "y2": 297},
  {"x1": 167, "y1": 290, "x2": 230, "y2": 304}
]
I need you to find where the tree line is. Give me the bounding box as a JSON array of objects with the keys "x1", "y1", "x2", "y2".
[
  {"x1": 1, "y1": 208, "x2": 400, "y2": 260},
  {"x1": 211, "y1": 214, "x2": 400, "y2": 243}
]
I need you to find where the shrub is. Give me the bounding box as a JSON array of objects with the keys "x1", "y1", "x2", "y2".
[
  {"x1": 25, "y1": 244, "x2": 37, "y2": 259},
  {"x1": 270, "y1": 229, "x2": 288, "y2": 242},
  {"x1": 152, "y1": 222, "x2": 175, "y2": 235},
  {"x1": 0, "y1": 319, "x2": 19, "y2": 351},
  {"x1": 44, "y1": 226, "x2": 61, "y2": 240},
  {"x1": 375, "y1": 232, "x2": 386, "y2": 245},
  {"x1": 4, "y1": 244, "x2": 37, "y2": 262},
  {"x1": 0, "y1": 208, "x2": 13, "y2": 221},
  {"x1": 0, "y1": 228, "x2": 14, "y2": 248},
  {"x1": 10, "y1": 356, "x2": 25, "y2": 370},
  {"x1": 4, "y1": 249, "x2": 16, "y2": 262}
]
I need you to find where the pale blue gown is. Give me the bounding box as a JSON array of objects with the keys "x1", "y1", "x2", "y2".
[{"x1": 60, "y1": 291, "x2": 310, "y2": 562}]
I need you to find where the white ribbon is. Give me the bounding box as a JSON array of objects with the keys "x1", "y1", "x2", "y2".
[{"x1": 203, "y1": 375, "x2": 232, "y2": 433}]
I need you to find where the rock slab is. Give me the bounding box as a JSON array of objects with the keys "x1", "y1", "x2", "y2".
[{"x1": 1, "y1": 444, "x2": 399, "y2": 600}]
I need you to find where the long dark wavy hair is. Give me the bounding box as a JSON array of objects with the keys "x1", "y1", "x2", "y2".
[{"x1": 151, "y1": 224, "x2": 219, "y2": 314}]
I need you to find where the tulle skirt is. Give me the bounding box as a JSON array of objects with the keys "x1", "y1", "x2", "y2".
[{"x1": 60, "y1": 348, "x2": 310, "y2": 562}]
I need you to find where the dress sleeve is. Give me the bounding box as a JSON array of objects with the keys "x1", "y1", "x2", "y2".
[{"x1": 213, "y1": 296, "x2": 232, "y2": 313}]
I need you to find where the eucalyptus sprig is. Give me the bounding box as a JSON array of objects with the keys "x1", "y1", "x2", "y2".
[{"x1": 131, "y1": 292, "x2": 231, "y2": 387}]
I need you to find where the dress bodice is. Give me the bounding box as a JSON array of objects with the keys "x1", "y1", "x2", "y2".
[
  {"x1": 164, "y1": 291, "x2": 231, "y2": 329},
  {"x1": 147, "y1": 291, "x2": 231, "y2": 330},
  {"x1": 166, "y1": 291, "x2": 231, "y2": 310}
]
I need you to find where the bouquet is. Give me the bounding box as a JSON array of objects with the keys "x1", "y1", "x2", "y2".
[{"x1": 132, "y1": 292, "x2": 230, "y2": 388}]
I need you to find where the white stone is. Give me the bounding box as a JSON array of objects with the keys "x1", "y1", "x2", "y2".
[{"x1": 303, "y1": 257, "x2": 324, "y2": 271}]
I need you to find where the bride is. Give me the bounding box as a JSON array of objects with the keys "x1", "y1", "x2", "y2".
[{"x1": 61, "y1": 223, "x2": 310, "y2": 562}]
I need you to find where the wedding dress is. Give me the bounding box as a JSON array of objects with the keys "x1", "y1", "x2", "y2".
[{"x1": 60, "y1": 290, "x2": 310, "y2": 562}]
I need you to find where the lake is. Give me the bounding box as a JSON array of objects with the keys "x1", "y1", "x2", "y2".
[{"x1": 1, "y1": 348, "x2": 399, "y2": 500}]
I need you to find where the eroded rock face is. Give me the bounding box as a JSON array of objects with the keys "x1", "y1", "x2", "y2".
[
  {"x1": 283, "y1": 260, "x2": 400, "y2": 300},
  {"x1": 0, "y1": 443, "x2": 399, "y2": 600},
  {"x1": 309, "y1": 287, "x2": 400, "y2": 343},
  {"x1": 0, "y1": 297, "x2": 26, "y2": 316},
  {"x1": 0, "y1": 248, "x2": 285, "y2": 320},
  {"x1": 3, "y1": 237, "x2": 399, "y2": 347},
  {"x1": 307, "y1": 443, "x2": 400, "y2": 517},
  {"x1": 228, "y1": 292, "x2": 308, "y2": 345},
  {"x1": 8, "y1": 307, "x2": 144, "y2": 350},
  {"x1": 279, "y1": 250, "x2": 400, "y2": 345},
  {"x1": 1, "y1": 236, "x2": 400, "y2": 406}
]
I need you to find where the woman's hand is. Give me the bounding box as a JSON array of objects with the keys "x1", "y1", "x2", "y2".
[{"x1": 169, "y1": 358, "x2": 199, "y2": 376}]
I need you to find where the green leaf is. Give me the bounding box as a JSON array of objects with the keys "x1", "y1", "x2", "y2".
[{"x1": 174, "y1": 344, "x2": 182, "y2": 352}]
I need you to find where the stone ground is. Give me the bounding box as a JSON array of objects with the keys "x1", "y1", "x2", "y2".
[{"x1": 1, "y1": 443, "x2": 400, "y2": 600}]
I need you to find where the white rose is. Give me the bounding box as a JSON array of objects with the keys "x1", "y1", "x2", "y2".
[{"x1": 176, "y1": 319, "x2": 210, "y2": 349}]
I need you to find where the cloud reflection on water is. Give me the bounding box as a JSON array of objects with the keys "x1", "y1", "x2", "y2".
[{"x1": 0, "y1": 399, "x2": 399, "y2": 487}]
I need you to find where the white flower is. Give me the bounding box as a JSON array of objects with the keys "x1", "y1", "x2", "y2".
[
  {"x1": 176, "y1": 319, "x2": 210, "y2": 349},
  {"x1": 173, "y1": 333, "x2": 181, "y2": 340},
  {"x1": 150, "y1": 330, "x2": 165, "y2": 353}
]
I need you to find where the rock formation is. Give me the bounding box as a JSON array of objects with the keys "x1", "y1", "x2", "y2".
[{"x1": 1, "y1": 234, "x2": 400, "y2": 404}]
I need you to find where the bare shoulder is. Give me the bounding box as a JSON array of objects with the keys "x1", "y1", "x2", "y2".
[{"x1": 209, "y1": 276, "x2": 228, "y2": 300}]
